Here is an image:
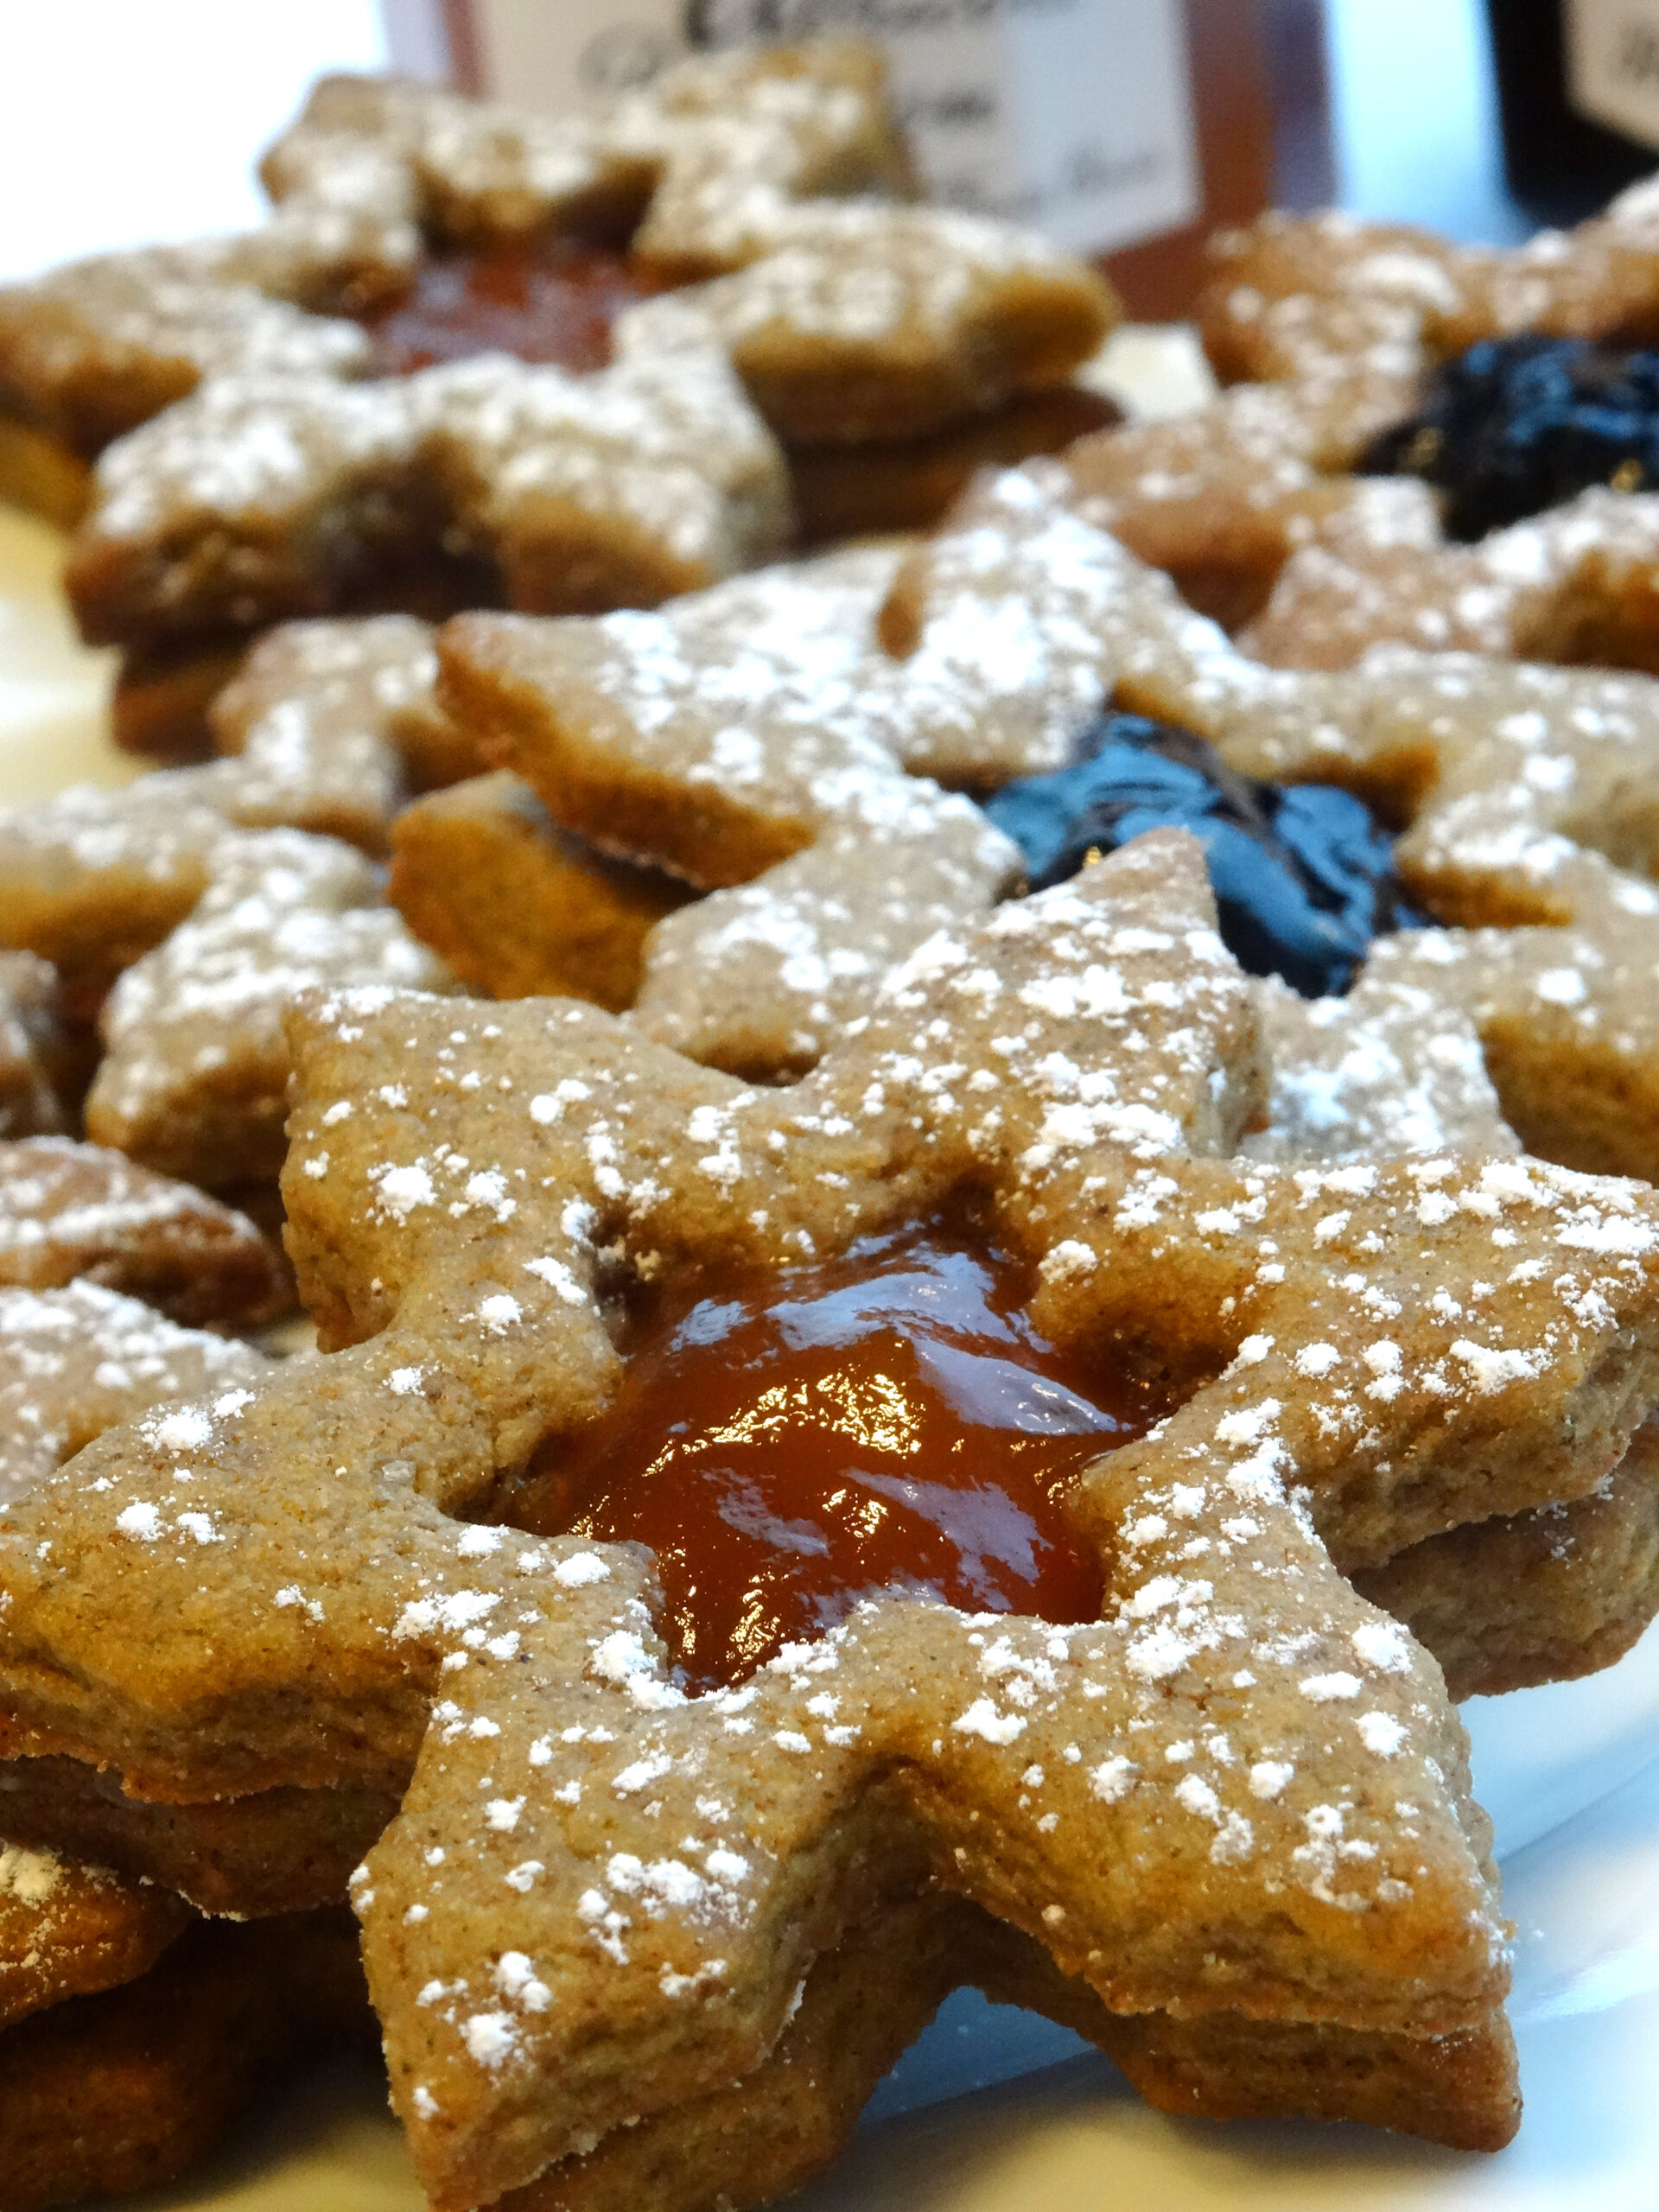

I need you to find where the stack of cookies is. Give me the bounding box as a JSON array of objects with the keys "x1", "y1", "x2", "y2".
[{"x1": 4, "y1": 35, "x2": 1659, "y2": 2212}]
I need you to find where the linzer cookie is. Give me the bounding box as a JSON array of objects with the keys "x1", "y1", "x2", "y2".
[
  {"x1": 420, "y1": 464, "x2": 1659, "y2": 1170},
  {"x1": 299, "y1": 525, "x2": 1351, "y2": 1066},
  {"x1": 64, "y1": 344, "x2": 790, "y2": 658},
  {"x1": 257, "y1": 45, "x2": 912, "y2": 289},
  {"x1": 1026, "y1": 168, "x2": 1659, "y2": 668},
  {"x1": 1067, "y1": 405, "x2": 1659, "y2": 674},
  {"x1": 14, "y1": 839, "x2": 1659, "y2": 2202},
  {"x1": 7, "y1": 506, "x2": 1659, "y2": 2208},
  {"x1": 413, "y1": 463, "x2": 1659, "y2": 1205},
  {"x1": 1148, "y1": 646, "x2": 1659, "y2": 1180},
  {"x1": 313, "y1": 840, "x2": 1654, "y2": 2190},
  {"x1": 306, "y1": 608, "x2": 1659, "y2": 1714},
  {"x1": 251, "y1": 48, "x2": 1111, "y2": 458},
  {"x1": 1, "y1": 40, "x2": 1115, "y2": 729},
  {"x1": 1045, "y1": 171, "x2": 1659, "y2": 673},
  {"x1": 800, "y1": 461, "x2": 1659, "y2": 1186}
]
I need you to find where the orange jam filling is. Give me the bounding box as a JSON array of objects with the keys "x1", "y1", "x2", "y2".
[
  {"x1": 509, "y1": 1225, "x2": 1160, "y2": 1690},
  {"x1": 362, "y1": 241, "x2": 674, "y2": 377}
]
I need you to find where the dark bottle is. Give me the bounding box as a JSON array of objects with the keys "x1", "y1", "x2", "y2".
[{"x1": 1487, "y1": 0, "x2": 1659, "y2": 227}]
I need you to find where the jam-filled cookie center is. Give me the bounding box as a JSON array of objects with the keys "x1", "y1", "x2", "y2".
[
  {"x1": 360, "y1": 239, "x2": 677, "y2": 378},
  {"x1": 509, "y1": 1224, "x2": 1157, "y2": 1689},
  {"x1": 1360, "y1": 334, "x2": 1659, "y2": 540},
  {"x1": 985, "y1": 710, "x2": 1420, "y2": 998}
]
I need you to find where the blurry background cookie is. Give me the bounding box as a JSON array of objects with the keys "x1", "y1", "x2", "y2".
[
  {"x1": 0, "y1": 1136, "x2": 288, "y2": 1323},
  {"x1": 1058, "y1": 171, "x2": 1659, "y2": 678},
  {"x1": 0, "y1": 43, "x2": 1119, "y2": 759},
  {"x1": 0, "y1": 1910, "x2": 372, "y2": 2212}
]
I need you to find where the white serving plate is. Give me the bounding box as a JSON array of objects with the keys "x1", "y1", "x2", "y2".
[{"x1": 5, "y1": 483, "x2": 1659, "y2": 2212}]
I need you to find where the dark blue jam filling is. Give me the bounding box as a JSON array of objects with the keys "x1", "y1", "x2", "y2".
[
  {"x1": 983, "y1": 712, "x2": 1421, "y2": 999},
  {"x1": 1357, "y1": 334, "x2": 1659, "y2": 542}
]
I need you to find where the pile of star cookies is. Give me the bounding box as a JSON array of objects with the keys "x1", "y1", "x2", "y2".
[{"x1": 10, "y1": 35, "x2": 1659, "y2": 2212}]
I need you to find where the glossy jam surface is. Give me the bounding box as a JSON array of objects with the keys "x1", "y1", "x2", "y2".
[
  {"x1": 362, "y1": 242, "x2": 671, "y2": 378},
  {"x1": 1360, "y1": 335, "x2": 1659, "y2": 540},
  {"x1": 984, "y1": 711, "x2": 1420, "y2": 999},
  {"x1": 511, "y1": 1226, "x2": 1156, "y2": 1689}
]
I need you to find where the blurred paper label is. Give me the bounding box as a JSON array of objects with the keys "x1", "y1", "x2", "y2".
[
  {"x1": 1568, "y1": 0, "x2": 1659, "y2": 149},
  {"x1": 458, "y1": 0, "x2": 1199, "y2": 253},
  {"x1": 465, "y1": 3, "x2": 684, "y2": 104}
]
